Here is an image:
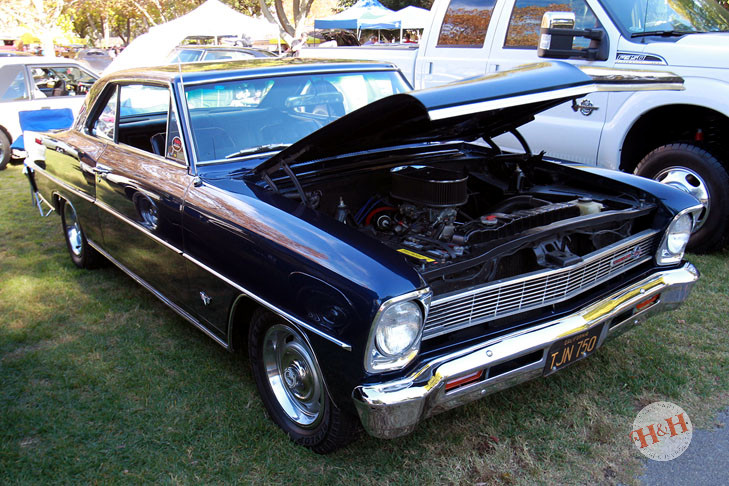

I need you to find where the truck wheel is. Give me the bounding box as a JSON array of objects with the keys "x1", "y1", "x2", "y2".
[
  {"x1": 636, "y1": 143, "x2": 729, "y2": 253},
  {"x1": 61, "y1": 199, "x2": 102, "y2": 268},
  {"x1": 0, "y1": 130, "x2": 11, "y2": 170},
  {"x1": 248, "y1": 309, "x2": 359, "y2": 453}
]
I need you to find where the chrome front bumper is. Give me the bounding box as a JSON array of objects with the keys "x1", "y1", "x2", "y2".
[{"x1": 352, "y1": 262, "x2": 699, "y2": 439}]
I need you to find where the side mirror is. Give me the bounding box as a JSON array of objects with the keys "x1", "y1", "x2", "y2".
[{"x1": 537, "y1": 11, "x2": 609, "y2": 61}]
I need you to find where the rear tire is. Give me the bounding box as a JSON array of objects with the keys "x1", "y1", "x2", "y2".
[
  {"x1": 248, "y1": 309, "x2": 359, "y2": 453},
  {"x1": 635, "y1": 143, "x2": 729, "y2": 253},
  {"x1": 60, "y1": 199, "x2": 102, "y2": 269},
  {"x1": 0, "y1": 130, "x2": 11, "y2": 170}
]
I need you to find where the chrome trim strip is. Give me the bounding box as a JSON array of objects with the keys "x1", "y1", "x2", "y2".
[
  {"x1": 363, "y1": 288, "x2": 432, "y2": 373},
  {"x1": 656, "y1": 204, "x2": 704, "y2": 266},
  {"x1": 180, "y1": 252, "x2": 353, "y2": 351},
  {"x1": 181, "y1": 66, "x2": 399, "y2": 87},
  {"x1": 94, "y1": 200, "x2": 183, "y2": 255},
  {"x1": 29, "y1": 161, "x2": 95, "y2": 204},
  {"x1": 91, "y1": 194, "x2": 352, "y2": 351},
  {"x1": 352, "y1": 262, "x2": 699, "y2": 439},
  {"x1": 87, "y1": 239, "x2": 229, "y2": 350},
  {"x1": 424, "y1": 230, "x2": 658, "y2": 339}
]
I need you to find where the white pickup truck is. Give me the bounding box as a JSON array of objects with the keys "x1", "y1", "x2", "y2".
[{"x1": 302, "y1": 0, "x2": 729, "y2": 252}]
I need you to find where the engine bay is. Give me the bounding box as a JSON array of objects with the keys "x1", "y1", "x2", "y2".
[{"x1": 288, "y1": 152, "x2": 657, "y2": 294}]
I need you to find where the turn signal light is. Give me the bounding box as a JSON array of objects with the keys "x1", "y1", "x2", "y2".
[
  {"x1": 445, "y1": 370, "x2": 484, "y2": 391},
  {"x1": 636, "y1": 294, "x2": 660, "y2": 311}
]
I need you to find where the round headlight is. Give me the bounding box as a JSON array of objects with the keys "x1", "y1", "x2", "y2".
[
  {"x1": 667, "y1": 213, "x2": 693, "y2": 254},
  {"x1": 375, "y1": 301, "x2": 422, "y2": 356}
]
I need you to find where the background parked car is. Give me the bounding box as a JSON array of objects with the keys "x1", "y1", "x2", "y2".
[
  {"x1": 0, "y1": 56, "x2": 98, "y2": 169},
  {"x1": 166, "y1": 45, "x2": 277, "y2": 63},
  {"x1": 74, "y1": 48, "x2": 113, "y2": 73}
]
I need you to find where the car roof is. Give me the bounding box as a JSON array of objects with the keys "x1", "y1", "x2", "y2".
[{"x1": 101, "y1": 58, "x2": 400, "y2": 85}]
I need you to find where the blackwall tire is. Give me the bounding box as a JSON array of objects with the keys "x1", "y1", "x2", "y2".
[
  {"x1": 248, "y1": 309, "x2": 359, "y2": 453},
  {"x1": 60, "y1": 199, "x2": 102, "y2": 269},
  {"x1": 636, "y1": 143, "x2": 729, "y2": 253},
  {"x1": 0, "y1": 130, "x2": 11, "y2": 170}
]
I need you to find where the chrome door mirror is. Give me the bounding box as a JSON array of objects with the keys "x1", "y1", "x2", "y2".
[{"x1": 537, "y1": 11, "x2": 608, "y2": 61}]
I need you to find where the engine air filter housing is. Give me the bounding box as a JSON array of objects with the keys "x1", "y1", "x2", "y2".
[{"x1": 391, "y1": 166, "x2": 468, "y2": 207}]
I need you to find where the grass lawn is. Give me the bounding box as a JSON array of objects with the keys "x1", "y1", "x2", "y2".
[{"x1": 1, "y1": 162, "x2": 728, "y2": 485}]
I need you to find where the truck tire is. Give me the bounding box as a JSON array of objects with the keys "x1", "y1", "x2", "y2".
[
  {"x1": 61, "y1": 199, "x2": 102, "y2": 268},
  {"x1": 0, "y1": 130, "x2": 11, "y2": 170},
  {"x1": 248, "y1": 309, "x2": 359, "y2": 453},
  {"x1": 635, "y1": 143, "x2": 729, "y2": 253}
]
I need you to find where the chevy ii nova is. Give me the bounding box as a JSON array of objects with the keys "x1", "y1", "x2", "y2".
[{"x1": 24, "y1": 59, "x2": 701, "y2": 453}]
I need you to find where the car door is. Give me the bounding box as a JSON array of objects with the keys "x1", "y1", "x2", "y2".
[
  {"x1": 415, "y1": 0, "x2": 508, "y2": 89},
  {"x1": 25, "y1": 63, "x2": 97, "y2": 110},
  {"x1": 487, "y1": 0, "x2": 615, "y2": 164},
  {"x1": 90, "y1": 82, "x2": 194, "y2": 309}
]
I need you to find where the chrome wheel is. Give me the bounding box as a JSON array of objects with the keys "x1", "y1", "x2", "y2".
[
  {"x1": 262, "y1": 323, "x2": 324, "y2": 428},
  {"x1": 63, "y1": 203, "x2": 83, "y2": 257},
  {"x1": 654, "y1": 166, "x2": 710, "y2": 231}
]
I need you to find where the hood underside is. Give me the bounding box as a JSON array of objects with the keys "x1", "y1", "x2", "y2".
[{"x1": 255, "y1": 61, "x2": 682, "y2": 177}]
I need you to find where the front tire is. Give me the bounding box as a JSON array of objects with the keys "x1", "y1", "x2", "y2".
[
  {"x1": 635, "y1": 143, "x2": 729, "y2": 253},
  {"x1": 61, "y1": 199, "x2": 101, "y2": 268},
  {"x1": 0, "y1": 130, "x2": 11, "y2": 170},
  {"x1": 248, "y1": 310, "x2": 359, "y2": 453}
]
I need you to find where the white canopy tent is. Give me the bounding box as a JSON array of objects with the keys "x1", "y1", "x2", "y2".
[
  {"x1": 104, "y1": 0, "x2": 278, "y2": 74},
  {"x1": 375, "y1": 6, "x2": 433, "y2": 42}
]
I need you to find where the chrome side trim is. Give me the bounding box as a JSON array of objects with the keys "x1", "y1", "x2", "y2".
[
  {"x1": 32, "y1": 159, "x2": 353, "y2": 351},
  {"x1": 29, "y1": 161, "x2": 95, "y2": 204},
  {"x1": 87, "y1": 239, "x2": 229, "y2": 350},
  {"x1": 92, "y1": 194, "x2": 352, "y2": 351},
  {"x1": 94, "y1": 200, "x2": 183, "y2": 255},
  {"x1": 180, "y1": 252, "x2": 353, "y2": 351}
]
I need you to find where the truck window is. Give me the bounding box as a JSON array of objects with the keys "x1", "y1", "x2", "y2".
[
  {"x1": 504, "y1": 0, "x2": 601, "y2": 49},
  {"x1": 437, "y1": 0, "x2": 497, "y2": 47}
]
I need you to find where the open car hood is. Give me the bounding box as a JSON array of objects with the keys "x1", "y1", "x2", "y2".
[{"x1": 254, "y1": 61, "x2": 682, "y2": 176}]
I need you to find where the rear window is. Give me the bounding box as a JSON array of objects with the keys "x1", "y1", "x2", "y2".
[{"x1": 0, "y1": 65, "x2": 29, "y2": 102}]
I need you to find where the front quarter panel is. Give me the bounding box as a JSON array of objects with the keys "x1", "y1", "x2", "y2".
[{"x1": 181, "y1": 176, "x2": 425, "y2": 405}]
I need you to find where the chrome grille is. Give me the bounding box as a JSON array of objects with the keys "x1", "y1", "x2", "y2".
[{"x1": 424, "y1": 230, "x2": 658, "y2": 340}]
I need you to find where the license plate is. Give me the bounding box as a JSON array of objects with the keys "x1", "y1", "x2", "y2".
[{"x1": 543, "y1": 323, "x2": 605, "y2": 376}]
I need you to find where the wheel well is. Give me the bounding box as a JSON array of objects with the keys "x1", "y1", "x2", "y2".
[
  {"x1": 52, "y1": 192, "x2": 64, "y2": 212},
  {"x1": 0, "y1": 125, "x2": 11, "y2": 143},
  {"x1": 620, "y1": 105, "x2": 729, "y2": 173},
  {"x1": 228, "y1": 295, "x2": 263, "y2": 353}
]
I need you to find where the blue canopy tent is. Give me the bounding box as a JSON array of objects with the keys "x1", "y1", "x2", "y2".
[{"x1": 314, "y1": 0, "x2": 399, "y2": 32}]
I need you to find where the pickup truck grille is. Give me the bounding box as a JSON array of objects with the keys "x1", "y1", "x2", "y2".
[{"x1": 423, "y1": 230, "x2": 658, "y2": 340}]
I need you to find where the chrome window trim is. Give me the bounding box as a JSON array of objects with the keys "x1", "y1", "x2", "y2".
[{"x1": 180, "y1": 66, "x2": 400, "y2": 87}]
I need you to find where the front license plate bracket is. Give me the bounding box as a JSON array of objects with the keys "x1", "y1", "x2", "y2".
[{"x1": 543, "y1": 323, "x2": 606, "y2": 376}]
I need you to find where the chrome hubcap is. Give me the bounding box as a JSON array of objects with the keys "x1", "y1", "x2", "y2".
[
  {"x1": 63, "y1": 204, "x2": 83, "y2": 257},
  {"x1": 263, "y1": 324, "x2": 323, "y2": 428},
  {"x1": 654, "y1": 166, "x2": 709, "y2": 231}
]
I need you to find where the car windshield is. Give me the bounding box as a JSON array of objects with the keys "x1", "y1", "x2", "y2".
[
  {"x1": 603, "y1": 0, "x2": 729, "y2": 35},
  {"x1": 184, "y1": 70, "x2": 410, "y2": 164}
]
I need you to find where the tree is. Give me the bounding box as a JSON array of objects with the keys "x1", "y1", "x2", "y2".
[
  {"x1": 0, "y1": 0, "x2": 66, "y2": 53},
  {"x1": 258, "y1": 0, "x2": 315, "y2": 45}
]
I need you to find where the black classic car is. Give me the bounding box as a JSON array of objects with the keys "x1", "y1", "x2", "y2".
[{"x1": 24, "y1": 59, "x2": 702, "y2": 453}]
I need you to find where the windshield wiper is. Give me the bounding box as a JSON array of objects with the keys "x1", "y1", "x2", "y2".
[
  {"x1": 630, "y1": 30, "x2": 694, "y2": 38},
  {"x1": 226, "y1": 144, "x2": 291, "y2": 159}
]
